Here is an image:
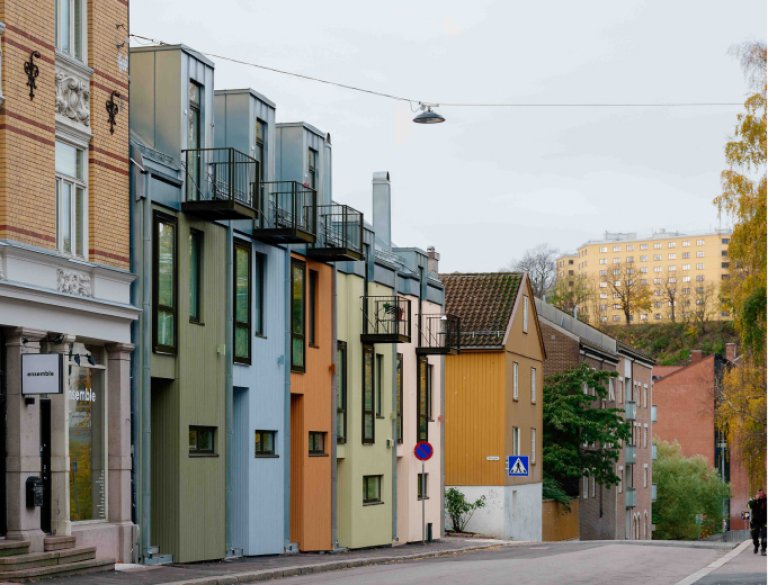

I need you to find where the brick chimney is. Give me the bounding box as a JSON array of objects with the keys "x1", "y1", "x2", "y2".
[
  {"x1": 690, "y1": 350, "x2": 704, "y2": 363},
  {"x1": 725, "y1": 343, "x2": 737, "y2": 362}
]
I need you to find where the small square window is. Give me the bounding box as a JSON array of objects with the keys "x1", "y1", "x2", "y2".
[
  {"x1": 417, "y1": 473, "x2": 428, "y2": 500},
  {"x1": 363, "y1": 475, "x2": 382, "y2": 504},
  {"x1": 189, "y1": 426, "x2": 216, "y2": 455},
  {"x1": 309, "y1": 431, "x2": 327, "y2": 455},
  {"x1": 255, "y1": 430, "x2": 277, "y2": 456}
]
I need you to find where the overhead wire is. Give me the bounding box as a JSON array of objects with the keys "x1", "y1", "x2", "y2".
[{"x1": 129, "y1": 34, "x2": 744, "y2": 109}]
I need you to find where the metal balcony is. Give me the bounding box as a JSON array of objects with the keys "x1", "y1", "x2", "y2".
[
  {"x1": 651, "y1": 405, "x2": 657, "y2": 423},
  {"x1": 182, "y1": 148, "x2": 259, "y2": 220},
  {"x1": 652, "y1": 444, "x2": 658, "y2": 461},
  {"x1": 307, "y1": 203, "x2": 364, "y2": 262},
  {"x1": 651, "y1": 484, "x2": 657, "y2": 502},
  {"x1": 361, "y1": 296, "x2": 411, "y2": 344},
  {"x1": 253, "y1": 181, "x2": 317, "y2": 244},
  {"x1": 624, "y1": 445, "x2": 637, "y2": 465},
  {"x1": 417, "y1": 314, "x2": 460, "y2": 355},
  {"x1": 625, "y1": 487, "x2": 637, "y2": 508},
  {"x1": 625, "y1": 400, "x2": 637, "y2": 421}
]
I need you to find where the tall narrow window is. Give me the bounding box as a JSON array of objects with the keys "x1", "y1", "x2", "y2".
[
  {"x1": 55, "y1": 141, "x2": 87, "y2": 258},
  {"x1": 153, "y1": 214, "x2": 177, "y2": 353},
  {"x1": 336, "y1": 341, "x2": 347, "y2": 444},
  {"x1": 531, "y1": 428, "x2": 537, "y2": 464},
  {"x1": 396, "y1": 353, "x2": 403, "y2": 444},
  {"x1": 254, "y1": 253, "x2": 265, "y2": 335},
  {"x1": 307, "y1": 147, "x2": 318, "y2": 190},
  {"x1": 186, "y1": 81, "x2": 202, "y2": 201},
  {"x1": 234, "y1": 241, "x2": 251, "y2": 363},
  {"x1": 55, "y1": 0, "x2": 85, "y2": 62},
  {"x1": 255, "y1": 118, "x2": 266, "y2": 181},
  {"x1": 417, "y1": 356, "x2": 429, "y2": 442},
  {"x1": 531, "y1": 367, "x2": 537, "y2": 403},
  {"x1": 523, "y1": 295, "x2": 529, "y2": 333},
  {"x1": 308, "y1": 270, "x2": 318, "y2": 346},
  {"x1": 428, "y1": 364, "x2": 434, "y2": 420},
  {"x1": 417, "y1": 473, "x2": 428, "y2": 500},
  {"x1": 375, "y1": 353, "x2": 384, "y2": 416},
  {"x1": 512, "y1": 426, "x2": 520, "y2": 455},
  {"x1": 291, "y1": 259, "x2": 305, "y2": 371},
  {"x1": 189, "y1": 230, "x2": 203, "y2": 323},
  {"x1": 362, "y1": 345, "x2": 375, "y2": 444},
  {"x1": 513, "y1": 362, "x2": 519, "y2": 400}
]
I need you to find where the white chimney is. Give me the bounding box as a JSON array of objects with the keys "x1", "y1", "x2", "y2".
[{"x1": 372, "y1": 172, "x2": 391, "y2": 250}]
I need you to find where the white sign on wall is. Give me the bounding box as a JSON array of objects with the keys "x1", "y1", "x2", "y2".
[{"x1": 21, "y1": 354, "x2": 63, "y2": 395}]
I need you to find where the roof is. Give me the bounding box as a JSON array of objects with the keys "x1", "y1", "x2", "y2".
[
  {"x1": 653, "y1": 365, "x2": 685, "y2": 380},
  {"x1": 440, "y1": 272, "x2": 523, "y2": 348}
]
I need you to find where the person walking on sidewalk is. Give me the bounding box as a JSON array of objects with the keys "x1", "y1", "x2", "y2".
[{"x1": 748, "y1": 488, "x2": 767, "y2": 555}]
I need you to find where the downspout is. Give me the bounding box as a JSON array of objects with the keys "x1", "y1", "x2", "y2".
[
  {"x1": 283, "y1": 246, "x2": 292, "y2": 550},
  {"x1": 390, "y1": 268, "x2": 400, "y2": 543},
  {"x1": 140, "y1": 167, "x2": 152, "y2": 561},
  {"x1": 330, "y1": 263, "x2": 338, "y2": 549},
  {"x1": 224, "y1": 222, "x2": 234, "y2": 556}
]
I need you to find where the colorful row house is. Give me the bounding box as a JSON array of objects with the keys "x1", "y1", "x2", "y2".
[{"x1": 129, "y1": 42, "x2": 454, "y2": 563}]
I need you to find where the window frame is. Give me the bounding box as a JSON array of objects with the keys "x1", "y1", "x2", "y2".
[
  {"x1": 336, "y1": 341, "x2": 347, "y2": 444},
  {"x1": 523, "y1": 295, "x2": 529, "y2": 333},
  {"x1": 254, "y1": 253, "x2": 266, "y2": 336},
  {"x1": 254, "y1": 430, "x2": 277, "y2": 457},
  {"x1": 513, "y1": 361, "x2": 519, "y2": 400},
  {"x1": 417, "y1": 356, "x2": 429, "y2": 442},
  {"x1": 396, "y1": 353, "x2": 404, "y2": 444},
  {"x1": 363, "y1": 474, "x2": 383, "y2": 505},
  {"x1": 308, "y1": 431, "x2": 327, "y2": 456},
  {"x1": 531, "y1": 367, "x2": 537, "y2": 403},
  {"x1": 531, "y1": 427, "x2": 537, "y2": 464},
  {"x1": 362, "y1": 344, "x2": 375, "y2": 444},
  {"x1": 307, "y1": 147, "x2": 318, "y2": 190},
  {"x1": 417, "y1": 472, "x2": 429, "y2": 501},
  {"x1": 55, "y1": 0, "x2": 87, "y2": 63},
  {"x1": 188, "y1": 229, "x2": 204, "y2": 323},
  {"x1": 512, "y1": 426, "x2": 520, "y2": 455},
  {"x1": 308, "y1": 270, "x2": 318, "y2": 347},
  {"x1": 290, "y1": 259, "x2": 306, "y2": 372},
  {"x1": 233, "y1": 240, "x2": 252, "y2": 364},
  {"x1": 189, "y1": 426, "x2": 216, "y2": 456},
  {"x1": 375, "y1": 353, "x2": 384, "y2": 417},
  {"x1": 55, "y1": 140, "x2": 88, "y2": 259},
  {"x1": 152, "y1": 212, "x2": 178, "y2": 354}
]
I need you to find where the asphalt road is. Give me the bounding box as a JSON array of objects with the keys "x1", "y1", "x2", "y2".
[{"x1": 269, "y1": 541, "x2": 766, "y2": 585}]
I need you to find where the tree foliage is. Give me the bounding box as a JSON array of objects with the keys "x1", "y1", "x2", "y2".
[
  {"x1": 713, "y1": 41, "x2": 767, "y2": 491},
  {"x1": 602, "y1": 262, "x2": 652, "y2": 325},
  {"x1": 543, "y1": 364, "x2": 631, "y2": 496},
  {"x1": 652, "y1": 440, "x2": 730, "y2": 540},
  {"x1": 506, "y1": 244, "x2": 558, "y2": 298},
  {"x1": 444, "y1": 488, "x2": 486, "y2": 533},
  {"x1": 548, "y1": 273, "x2": 594, "y2": 320}
]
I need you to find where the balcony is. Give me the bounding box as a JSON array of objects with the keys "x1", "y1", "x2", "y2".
[
  {"x1": 182, "y1": 148, "x2": 259, "y2": 220},
  {"x1": 253, "y1": 181, "x2": 317, "y2": 244},
  {"x1": 651, "y1": 405, "x2": 657, "y2": 423},
  {"x1": 417, "y1": 314, "x2": 460, "y2": 355},
  {"x1": 624, "y1": 445, "x2": 637, "y2": 465},
  {"x1": 652, "y1": 444, "x2": 658, "y2": 461},
  {"x1": 625, "y1": 487, "x2": 637, "y2": 508},
  {"x1": 361, "y1": 296, "x2": 411, "y2": 344},
  {"x1": 307, "y1": 203, "x2": 364, "y2": 262},
  {"x1": 625, "y1": 400, "x2": 637, "y2": 421},
  {"x1": 651, "y1": 484, "x2": 657, "y2": 502}
]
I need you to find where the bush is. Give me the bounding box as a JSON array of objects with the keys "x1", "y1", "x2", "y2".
[{"x1": 445, "y1": 488, "x2": 486, "y2": 532}]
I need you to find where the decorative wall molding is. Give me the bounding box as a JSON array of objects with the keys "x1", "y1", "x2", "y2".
[
  {"x1": 57, "y1": 269, "x2": 93, "y2": 297},
  {"x1": 0, "y1": 22, "x2": 6, "y2": 107},
  {"x1": 55, "y1": 57, "x2": 92, "y2": 135}
]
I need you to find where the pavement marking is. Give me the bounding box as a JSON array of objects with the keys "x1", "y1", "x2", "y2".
[{"x1": 673, "y1": 540, "x2": 752, "y2": 585}]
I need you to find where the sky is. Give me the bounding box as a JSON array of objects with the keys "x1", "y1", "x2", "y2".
[{"x1": 130, "y1": 1, "x2": 766, "y2": 272}]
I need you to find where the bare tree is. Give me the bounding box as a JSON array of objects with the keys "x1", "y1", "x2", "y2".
[
  {"x1": 548, "y1": 273, "x2": 594, "y2": 320},
  {"x1": 693, "y1": 283, "x2": 719, "y2": 333},
  {"x1": 505, "y1": 244, "x2": 559, "y2": 298},
  {"x1": 662, "y1": 277, "x2": 680, "y2": 323},
  {"x1": 603, "y1": 263, "x2": 652, "y2": 325}
]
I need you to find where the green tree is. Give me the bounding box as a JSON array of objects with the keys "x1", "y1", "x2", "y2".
[
  {"x1": 652, "y1": 440, "x2": 730, "y2": 540},
  {"x1": 548, "y1": 273, "x2": 594, "y2": 321},
  {"x1": 713, "y1": 41, "x2": 767, "y2": 491},
  {"x1": 543, "y1": 364, "x2": 631, "y2": 496}
]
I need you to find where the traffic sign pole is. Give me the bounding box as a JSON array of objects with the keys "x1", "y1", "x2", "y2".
[{"x1": 421, "y1": 460, "x2": 426, "y2": 545}]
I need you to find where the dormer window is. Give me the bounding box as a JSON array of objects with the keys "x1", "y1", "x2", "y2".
[{"x1": 55, "y1": 0, "x2": 86, "y2": 62}]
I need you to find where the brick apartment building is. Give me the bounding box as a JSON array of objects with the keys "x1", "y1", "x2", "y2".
[{"x1": 0, "y1": 0, "x2": 137, "y2": 576}]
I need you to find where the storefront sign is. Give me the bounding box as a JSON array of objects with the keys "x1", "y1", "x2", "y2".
[{"x1": 21, "y1": 354, "x2": 63, "y2": 395}]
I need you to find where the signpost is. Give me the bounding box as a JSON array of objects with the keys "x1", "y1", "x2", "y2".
[
  {"x1": 21, "y1": 354, "x2": 63, "y2": 396},
  {"x1": 414, "y1": 441, "x2": 433, "y2": 545}
]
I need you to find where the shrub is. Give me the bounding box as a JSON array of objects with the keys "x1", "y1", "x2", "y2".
[{"x1": 445, "y1": 488, "x2": 486, "y2": 532}]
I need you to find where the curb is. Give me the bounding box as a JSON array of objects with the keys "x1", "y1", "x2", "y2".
[{"x1": 159, "y1": 541, "x2": 514, "y2": 585}]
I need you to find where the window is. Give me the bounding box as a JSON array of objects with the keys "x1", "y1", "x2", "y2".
[
  {"x1": 612, "y1": 257, "x2": 620, "y2": 264},
  {"x1": 599, "y1": 281, "x2": 607, "y2": 288},
  {"x1": 254, "y1": 254, "x2": 265, "y2": 335},
  {"x1": 523, "y1": 295, "x2": 529, "y2": 333},
  {"x1": 668, "y1": 241, "x2": 676, "y2": 248},
  {"x1": 591, "y1": 477, "x2": 596, "y2": 497},
  {"x1": 375, "y1": 353, "x2": 384, "y2": 416},
  {"x1": 308, "y1": 431, "x2": 326, "y2": 455},
  {"x1": 531, "y1": 428, "x2": 537, "y2": 464},
  {"x1": 234, "y1": 241, "x2": 251, "y2": 363},
  {"x1": 153, "y1": 214, "x2": 177, "y2": 353},
  {"x1": 363, "y1": 475, "x2": 382, "y2": 504},
  {"x1": 55, "y1": 141, "x2": 87, "y2": 258},
  {"x1": 600, "y1": 246, "x2": 608, "y2": 253},
  {"x1": 721, "y1": 237, "x2": 730, "y2": 244},
  {"x1": 308, "y1": 270, "x2": 318, "y2": 346},
  {"x1": 626, "y1": 244, "x2": 635, "y2": 251},
  {"x1": 599, "y1": 270, "x2": 608, "y2": 276},
  {"x1": 696, "y1": 239, "x2": 705, "y2": 245},
  {"x1": 291, "y1": 260, "x2": 305, "y2": 371},
  {"x1": 643, "y1": 423, "x2": 648, "y2": 447},
  {"x1": 362, "y1": 344, "x2": 375, "y2": 443},
  {"x1": 513, "y1": 362, "x2": 519, "y2": 400},
  {"x1": 55, "y1": 0, "x2": 86, "y2": 62},
  {"x1": 721, "y1": 250, "x2": 728, "y2": 257},
  {"x1": 668, "y1": 253, "x2": 676, "y2": 260},
  {"x1": 618, "y1": 466, "x2": 624, "y2": 493},
  {"x1": 531, "y1": 367, "x2": 537, "y2": 403},
  {"x1": 683, "y1": 252, "x2": 690, "y2": 259},
  {"x1": 682, "y1": 264, "x2": 690, "y2": 271},
  {"x1": 608, "y1": 378, "x2": 615, "y2": 401},
  {"x1": 682, "y1": 240, "x2": 690, "y2": 247},
  {"x1": 186, "y1": 81, "x2": 202, "y2": 200},
  {"x1": 639, "y1": 267, "x2": 648, "y2": 274},
  {"x1": 189, "y1": 230, "x2": 203, "y2": 323},
  {"x1": 307, "y1": 147, "x2": 318, "y2": 190},
  {"x1": 396, "y1": 353, "x2": 403, "y2": 443},
  {"x1": 336, "y1": 342, "x2": 347, "y2": 444},
  {"x1": 640, "y1": 243, "x2": 648, "y2": 250},
  {"x1": 626, "y1": 256, "x2": 634, "y2": 263},
  {"x1": 582, "y1": 475, "x2": 589, "y2": 499},
  {"x1": 643, "y1": 464, "x2": 648, "y2": 488},
  {"x1": 599, "y1": 258, "x2": 607, "y2": 265},
  {"x1": 639, "y1": 255, "x2": 648, "y2": 262},
  {"x1": 512, "y1": 426, "x2": 520, "y2": 455},
  {"x1": 668, "y1": 265, "x2": 676, "y2": 272},
  {"x1": 255, "y1": 118, "x2": 266, "y2": 179},
  {"x1": 612, "y1": 315, "x2": 621, "y2": 322},
  {"x1": 696, "y1": 275, "x2": 704, "y2": 281},
  {"x1": 653, "y1": 254, "x2": 662, "y2": 261},
  {"x1": 654, "y1": 266, "x2": 662, "y2": 273},
  {"x1": 254, "y1": 430, "x2": 276, "y2": 456},
  {"x1": 417, "y1": 356, "x2": 429, "y2": 442},
  {"x1": 417, "y1": 473, "x2": 428, "y2": 500},
  {"x1": 696, "y1": 251, "x2": 705, "y2": 258},
  {"x1": 721, "y1": 262, "x2": 730, "y2": 269},
  {"x1": 189, "y1": 426, "x2": 216, "y2": 455},
  {"x1": 696, "y1": 263, "x2": 704, "y2": 270}
]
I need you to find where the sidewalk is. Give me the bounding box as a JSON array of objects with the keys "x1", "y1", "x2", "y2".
[
  {"x1": 35, "y1": 537, "x2": 516, "y2": 585},
  {"x1": 675, "y1": 539, "x2": 768, "y2": 585}
]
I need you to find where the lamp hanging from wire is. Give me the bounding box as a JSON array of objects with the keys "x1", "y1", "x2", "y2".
[{"x1": 413, "y1": 102, "x2": 446, "y2": 124}]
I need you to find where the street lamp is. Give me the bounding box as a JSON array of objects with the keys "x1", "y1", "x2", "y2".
[{"x1": 413, "y1": 102, "x2": 446, "y2": 124}]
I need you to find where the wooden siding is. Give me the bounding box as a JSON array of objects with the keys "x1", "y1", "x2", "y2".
[
  {"x1": 445, "y1": 351, "x2": 506, "y2": 486},
  {"x1": 542, "y1": 499, "x2": 580, "y2": 541},
  {"x1": 150, "y1": 378, "x2": 180, "y2": 556}
]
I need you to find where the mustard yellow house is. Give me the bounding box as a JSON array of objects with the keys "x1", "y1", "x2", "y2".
[{"x1": 441, "y1": 272, "x2": 545, "y2": 540}]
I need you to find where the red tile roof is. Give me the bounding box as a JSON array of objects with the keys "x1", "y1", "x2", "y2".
[{"x1": 440, "y1": 272, "x2": 523, "y2": 348}]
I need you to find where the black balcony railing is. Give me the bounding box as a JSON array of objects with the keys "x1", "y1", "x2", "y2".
[
  {"x1": 307, "y1": 204, "x2": 364, "y2": 261},
  {"x1": 253, "y1": 181, "x2": 317, "y2": 244},
  {"x1": 181, "y1": 148, "x2": 259, "y2": 220},
  {"x1": 417, "y1": 314, "x2": 460, "y2": 355},
  {"x1": 361, "y1": 296, "x2": 411, "y2": 344}
]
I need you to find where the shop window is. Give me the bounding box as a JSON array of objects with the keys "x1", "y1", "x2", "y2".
[
  {"x1": 363, "y1": 475, "x2": 382, "y2": 504},
  {"x1": 189, "y1": 426, "x2": 216, "y2": 456},
  {"x1": 254, "y1": 430, "x2": 276, "y2": 457}
]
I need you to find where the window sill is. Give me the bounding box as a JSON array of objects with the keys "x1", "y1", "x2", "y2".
[
  {"x1": 189, "y1": 453, "x2": 219, "y2": 458},
  {"x1": 417, "y1": 497, "x2": 430, "y2": 501},
  {"x1": 308, "y1": 453, "x2": 328, "y2": 458},
  {"x1": 309, "y1": 344, "x2": 320, "y2": 349},
  {"x1": 189, "y1": 319, "x2": 205, "y2": 326},
  {"x1": 376, "y1": 415, "x2": 386, "y2": 420},
  {"x1": 363, "y1": 501, "x2": 384, "y2": 506},
  {"x1": 255, "y1": 454, "x2": 279, "y2": 459},
  {"x1": 255, "y1": 333, "x2": 268, "y2": 340}
]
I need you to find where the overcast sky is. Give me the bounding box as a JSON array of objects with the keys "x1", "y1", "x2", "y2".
[{"x1": 130, "y1": 1, "x2": 766, "y2": 272}]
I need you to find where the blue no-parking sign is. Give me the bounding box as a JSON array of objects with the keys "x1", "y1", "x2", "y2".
[{"x1": 507, "y1": 455, "x2": 529, "y2": 477}]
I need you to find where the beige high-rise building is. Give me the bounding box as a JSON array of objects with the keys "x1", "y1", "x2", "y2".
[{"x1": 556, "y1": 230, "x2": 732, "y2": 325}]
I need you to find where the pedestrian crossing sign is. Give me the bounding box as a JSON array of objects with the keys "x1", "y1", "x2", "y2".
[{"x1": 507, "y1": 456, "x2": 529, "y2": 477}]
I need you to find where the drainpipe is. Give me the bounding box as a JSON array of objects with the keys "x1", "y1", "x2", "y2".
[
  {"x1": 330, "y1": 263, "x2": 338, "y2": 549},
  {"x1": 283, "y1": 246, "x2": 292, "y2": 550},
  {"x1": 390, "y1": 269, "x2": 400, "y2": 544},
  {"x1": 224, "y1": 223, "x2": 234, "y2": 556},
  {"x1": 140, "y1": 168, "x2": 152, "y2": 561}
]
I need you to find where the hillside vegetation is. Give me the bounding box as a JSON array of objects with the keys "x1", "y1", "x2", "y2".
[{"x1": 603, "y1": 321, "x2": 738, "y2": 365}]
